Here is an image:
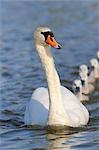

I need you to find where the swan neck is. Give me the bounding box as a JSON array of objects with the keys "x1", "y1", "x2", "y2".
[
  {"x1": 36, "y1": 44, "x2": 62, "y2": 101},
  {"x1": 36, "y1": 44, "x2": 67, "y2": 125}
]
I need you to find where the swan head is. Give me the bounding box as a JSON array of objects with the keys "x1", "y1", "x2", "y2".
[
  {"x1": 34, "y1": 27, "x2": 61, "y2": 49},
  {"x1": 90, "y1": 58, "x2": 98, "y2": 68},
  {"x1": 79, "y1": 65, "x2": 88, "y2": 75},
  {"x1": 72, "y1": 79, "x2": 82, "y2": 94}
]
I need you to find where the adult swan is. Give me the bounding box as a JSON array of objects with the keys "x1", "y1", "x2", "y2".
[{"x1": 24, "y1": 27, "x2": 89, "y2": 127}]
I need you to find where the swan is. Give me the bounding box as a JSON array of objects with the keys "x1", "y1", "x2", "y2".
[
  {"x1": 73, "y1": 79, "x2": 89, "y2": 101},
  {"x1": 79, "y1": 64, "x2": 95, "y2": 84},
  {"x1": 90, "y1": 58, "x2": 99, "y2": 79},
  {"x1": 79, "y1": 65, "x2": 95, "y2": 94},
  {"x1": 24, "y1": 27, "x2": 89, "y2": 127}
]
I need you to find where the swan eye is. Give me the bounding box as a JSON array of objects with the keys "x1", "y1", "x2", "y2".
[{"x1": 41, "y1": 31, "x2": 54, "y2": 41}]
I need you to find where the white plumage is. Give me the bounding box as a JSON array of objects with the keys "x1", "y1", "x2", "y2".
[
  {"x1": 24, "y1": 27, "x2": 89, "y2": 127},
  {"x1": 73, "y1": 79, "x2": 89, "y2": 101},
  {"x1": 90, "y1": 58, "x2": 99, "y2": 79},
  {"x1": 79, "y1": 65, "x2": 95, "y2": 94}
]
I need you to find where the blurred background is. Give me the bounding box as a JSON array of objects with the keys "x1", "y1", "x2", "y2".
[{"x1": 1, "y1": 0, "x2": 99, "y2": 149}]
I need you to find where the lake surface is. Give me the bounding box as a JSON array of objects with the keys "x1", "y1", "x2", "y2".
[{"x1": 1, "y1": 0, "x2": 99, "y2": 149}]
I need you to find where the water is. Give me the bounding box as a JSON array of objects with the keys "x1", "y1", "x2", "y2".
[{"x1": 1, "y1": 0, "x2": 99, "y2": 149}]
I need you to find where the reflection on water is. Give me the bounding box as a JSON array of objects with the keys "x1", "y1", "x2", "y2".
[
  {"x1": 47, "y1": 133, "x2": 71, "y2": 150},
  {"x1": 1, "y1": 0, "x2": 99, "y2": 149}
]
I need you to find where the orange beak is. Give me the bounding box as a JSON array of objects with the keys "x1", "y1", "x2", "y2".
[{"x1": 45, "y1": 35, "x2": 62, "y2": 49}]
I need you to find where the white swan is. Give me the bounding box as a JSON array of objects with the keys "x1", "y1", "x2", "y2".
[
  {"x1": 73, "y1": 79, "x2": 89, "y2": 101},
  {"x1": 90, "y1": 58, "x2": 99, "y2": 79},
  {"x1": 80, "y1": 64, "x2": 95, "y2": 84},
  {"x1": 79, "y1": 65, "x2": 95, "y2": 94},
  {"x1": 24, "y1": 27, "x2": 89, "y2": 127}
]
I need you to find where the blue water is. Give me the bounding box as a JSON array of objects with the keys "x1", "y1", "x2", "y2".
[{"x1": 1, "y1": 0, "x2": 99, "y2": 149}]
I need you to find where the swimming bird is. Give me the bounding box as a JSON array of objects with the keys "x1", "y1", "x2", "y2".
[
  {"x1": 24, "y1": 27, "x2": 89, "y2": 127},
  {"x1": 79, "y1": 66, "x2": 95, "y2": 94},
  {"x1": 80, "y1": 64, "x2": 95, "y2": 84},
  {"x1": 90, "y1": 58, "x2": 99, "y2": 79},
  {"x1": 73, "y1": 79, "x2": 89, "y2": 101}
]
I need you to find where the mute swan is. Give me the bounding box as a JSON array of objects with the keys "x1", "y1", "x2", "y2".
[
  {"x1": 24, "y1": 27, "x2": 89, "y2": 127},
  {"x1": 73, "y1": 79, "x2": 89, "y2": 101},
  {"x1": 79, "y1": 65, "x2": 95, "y2": 94},
  {"x1": 79, "y1": 64, "x2": 95, "y2": 84},
  {"x1": 90, "y1": 58, "x2": 99, "y2": 79}
]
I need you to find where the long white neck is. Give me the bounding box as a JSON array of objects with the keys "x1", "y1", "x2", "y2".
[{"x1": 36, "y1": 44, "x2": 67, "y2": 125}]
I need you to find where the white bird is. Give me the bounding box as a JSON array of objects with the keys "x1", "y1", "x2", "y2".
[
  {"x1": 90, "y1": 58, "x2": 99, "y2": 79},
  {"x1": 24, "y1": 27, "x2": 89, "y2": 127},
  {"x1": 73, "y1": 79, "x2": 89, "y2": 102},
  {"x1": 79, "y1": 65, "x2": 95, "y2": 94},
  {"x1": 80, "y1": 64, "x2": 95, "y2": 84}
]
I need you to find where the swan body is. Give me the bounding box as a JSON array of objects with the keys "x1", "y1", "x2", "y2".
[
  {"x1": 24, "y1": 86, "x2": 89, "y2": 126},
  {"x1": 73, "y1": 80, "x2": 89, "y2": 101},
  {"x1": 90, "y1": 58, "x2": 99, "y2": 79},
  {"x1": 24, "y1": 27, "x2": 89, "y2": 127}
]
